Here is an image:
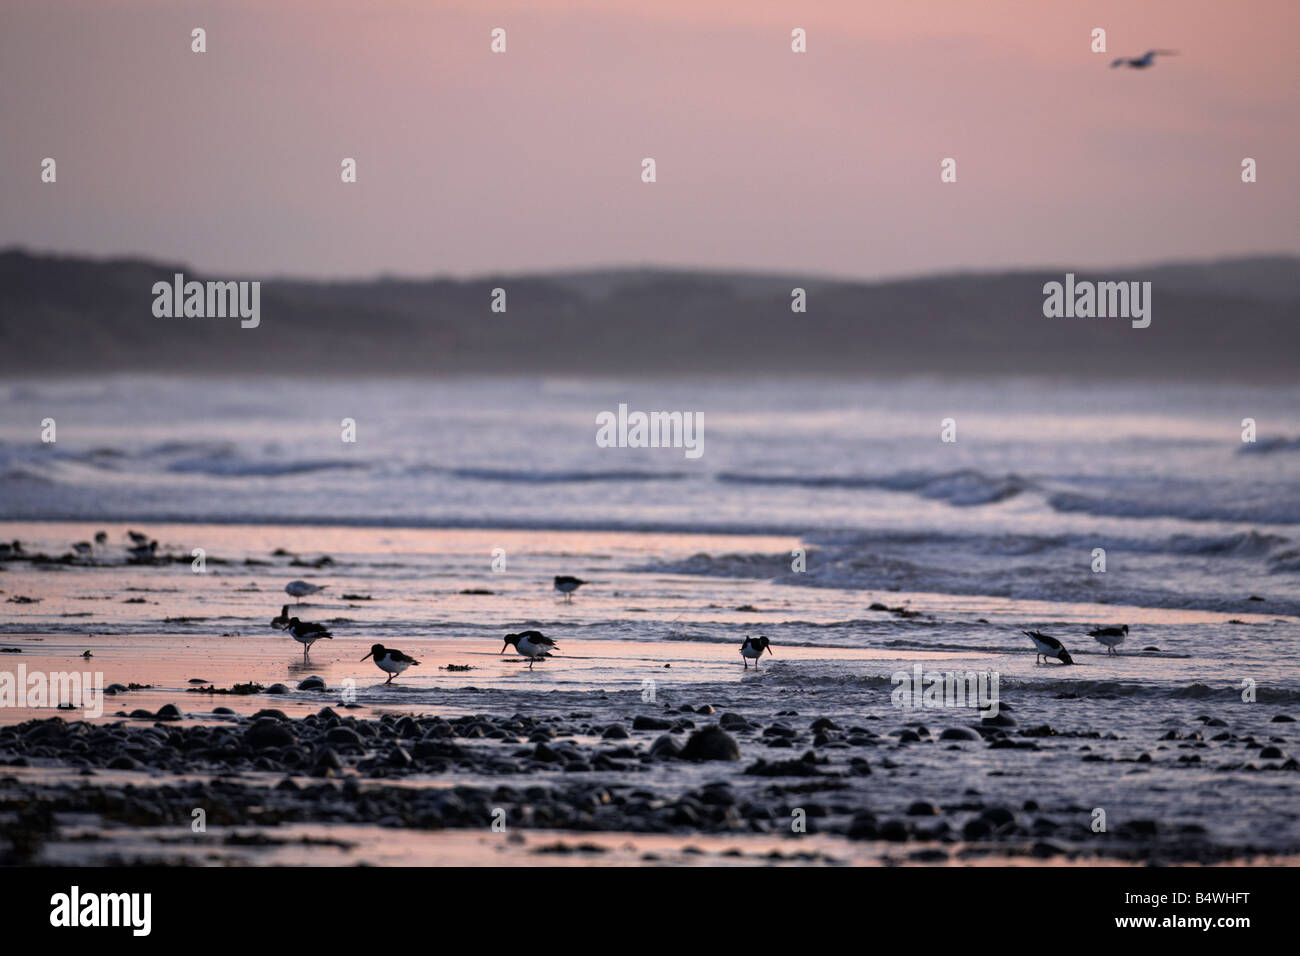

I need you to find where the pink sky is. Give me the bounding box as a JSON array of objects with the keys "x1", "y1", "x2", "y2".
[{"x1": 2, "y1": 0, "x2": 1297, "y2": 279}]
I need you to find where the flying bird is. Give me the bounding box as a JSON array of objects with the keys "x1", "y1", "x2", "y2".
[
  {"x1": 1110, "y1": 49, "x2": 1178, "y2": 69},
  {"x1": 1024, "y1": 630, "x2": 1074, "y2": 665}
]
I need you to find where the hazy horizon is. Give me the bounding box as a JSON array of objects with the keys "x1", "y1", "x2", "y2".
[
  {"x1": 3, "y1": 0, "x2": 1298, "y2": 280},
  {"x1": 5, "y1": 243, "x2": 1300, "y2": 285}
]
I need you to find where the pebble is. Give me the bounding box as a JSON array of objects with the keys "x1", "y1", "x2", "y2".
[
  {"x1": 678, "y1": 726, "x2": 741, "y2": 761},
  {"x1": 245, "y1": 719, "x2": 295, "y2": 749},
  {"x1": 718, "y1": 713, "x2": 751, "y2": 731},
  {"x1": 632, "y1": 715, "x2": 673, "y2": 730}
]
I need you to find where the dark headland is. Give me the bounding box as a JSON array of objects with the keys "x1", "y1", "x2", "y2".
[{"x1": 2, "y1": 250, "x2": 1296, "y2": 381}]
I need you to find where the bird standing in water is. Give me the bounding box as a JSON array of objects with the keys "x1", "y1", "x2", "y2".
[
  {"x1": 285, "y1": 580, "x2": 325, "y2": 604},
  {"x1": 1089, "y1": 624, "x2": 1128, "y2": 655},
  {"x1": 361, "y1": 644, "x2": 421, "y2": 684},
  {"x1": 740, "y1": 635, "x2": 773, "y2": 669},
  {"x1": 286, "y1": 617, "x2": 332, "y2": 660},
  {"x1": 1024, "y1": 630, "x2": 1074, "y2": 665},
  {"x1": 501, "y1": 631, "x2": 557, "y2": 670},
  {"x1": 553, "y1": 576, "x2": 586, "y2": 602}
]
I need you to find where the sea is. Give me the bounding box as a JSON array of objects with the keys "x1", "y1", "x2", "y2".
[{"x1": 0, "y1": 374, "x2": 1297, "y2": 862}]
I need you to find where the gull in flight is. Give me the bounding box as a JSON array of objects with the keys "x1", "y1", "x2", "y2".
[{"x1": 1111, "y1": 49, "x2": 1178, "y2": 69}]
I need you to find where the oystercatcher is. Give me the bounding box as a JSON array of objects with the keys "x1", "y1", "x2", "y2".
[
  {"x1": 553, "y1": 576, "x2": 585, "y2": 602},
  {"x1": 127, "y1": 540, "x2": 157, "y2": 562},
  {"x1": 270, "y1": 604, "x2": 292, "y2": 630},
  {"x1": 361, "y1": 644, "x2": 420, "y2": 684},
  {"x1": 286, "y1": 617, "x2": 332, "y2": 660},
  {"x1": 1024, "y1": 630, "x2": 1074, "y2": 665},
  {"x1": 285, "y1": 580, "x2": 325, "y2": 604},
  {"x1": 501, "y1": 630, "x2": 557, "y2": 670},
  {"x1": 740, "y1": 635, "x2": 773, "y2": 669},
  {"x1": 1089, "y1": 624, "x2": 1128, "y2": 655}
]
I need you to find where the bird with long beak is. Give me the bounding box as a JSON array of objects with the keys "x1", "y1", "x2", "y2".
[
  {"x1": 361, "y1": 644, "x2": 420, "y2": 684},
  {"x1": 740, "y1": 635, "x2": 773, "y2": 669},
  {"x1": 1024, "y1": 630, "x2": 1074, "y2": 665},
  {"x1": 501, "y1": 630, "x2": 557, "y2": 670}
]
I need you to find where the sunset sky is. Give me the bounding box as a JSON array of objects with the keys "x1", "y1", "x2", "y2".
[{"x1": 2, "y1": 0, "x2": 1297, "y2": 279}]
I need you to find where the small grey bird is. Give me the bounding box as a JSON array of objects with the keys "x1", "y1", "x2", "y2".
[
  {"x1": 1089, "y1": 624, "x2": 1129, "y2": 655},
  {"x1": 553, "y1": 576, "x2": 586, "y2": 602}
]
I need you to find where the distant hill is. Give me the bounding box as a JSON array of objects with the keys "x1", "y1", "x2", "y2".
[{"x1": 2, "y1": 250, "x2": 1296, "y2": 381}]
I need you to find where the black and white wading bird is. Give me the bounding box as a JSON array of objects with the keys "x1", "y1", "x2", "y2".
[
  {"x1": 361, "y1": 644, "x2": 421, "y2": 684},
  {"x1": 1024, "y1": 630, "x2": 1075, "y2": 665},
  {"x1": 553, "y1": 575, "x2": 586, "y2": 602},
  {"x1": 1089, "y1": 624, "x2": 1129, "y2": 655},
  {"x1": 740, "y1": 635, "x2": 773, "y2": 669},
  {"x1": 286, "y1": 617, "x2": 332, "y2": 660},
  {"x1": 126, "y1": 530, "x2": 149, "y2": 546},
  {"x1": 1110, "y1": 49, "x2": 1178, "y2": 69},
  {"x1": 127, "y1": 540, "x2": 158, "y2": 562},
  {"x1": 285, "y1": 579, "x2": 325, "y2": 604},
  {"x1": 270, "y1": 604, "x2": 292, "y2": 630},
  {"x1": 501, "y1": 630, "x2": 557, "y2": 670}
]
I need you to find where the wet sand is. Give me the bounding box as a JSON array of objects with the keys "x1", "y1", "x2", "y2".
[{"x1": 1, "y1": 522, "x2": 1297, "y2": 867}]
